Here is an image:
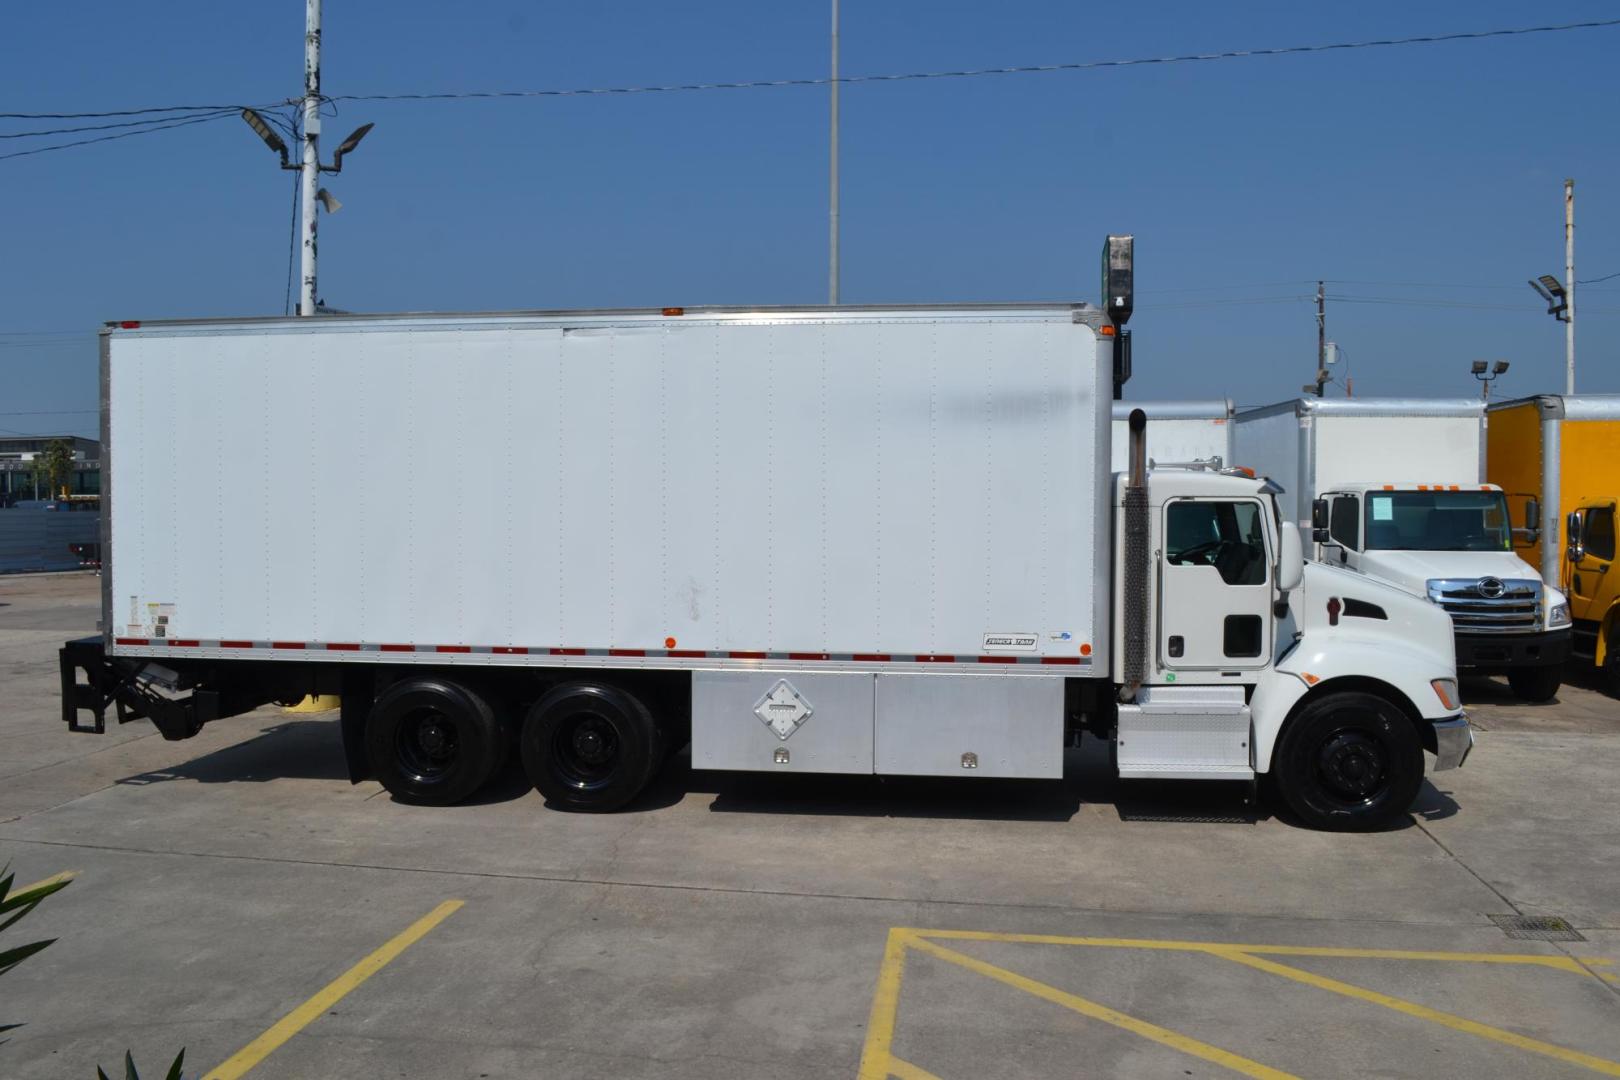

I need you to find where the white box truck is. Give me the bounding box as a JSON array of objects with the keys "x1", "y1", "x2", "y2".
[
  {"x1": 1232, "y1": 397, "x2": 1571, "y2": 701},
  {"x1": 60, "y1": 258, "x2": 1471, "y2": 829},
  {"x1": 1109, "y1": 400, "x2": 1233, "y2": 472}
]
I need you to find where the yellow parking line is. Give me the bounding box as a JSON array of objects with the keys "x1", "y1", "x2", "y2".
[
  {"x1": 11, "y1": 870, "x2": 76, "y2": 895},
  {"x1": 1210, "y1": 948, "x2": 1620, "y2": 1077},
  {"x1": 856, "y1": 928, "x2": 914, "y2": 1080},
  {"x1": 908, "y1": 935, "x2": 1297, "y2": 1080},
  {"x1": 885, "y1": 1056, "x2": 945, "y2": 1080},
  {"x1": 203, "y1": 899, "x2": 463, "y2": 1080},
  {"x1": 906, "y1": 929, "x2": 1595, "y2": 974}
]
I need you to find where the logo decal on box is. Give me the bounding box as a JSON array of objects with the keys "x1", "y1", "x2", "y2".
[{"x1": 982, "y1": 632, "x2": 1038, "y2": 653}]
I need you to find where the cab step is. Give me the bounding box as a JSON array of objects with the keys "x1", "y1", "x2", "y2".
[{"x1": 1116, "y1": 684, "x2": 1253, "y2": 780}]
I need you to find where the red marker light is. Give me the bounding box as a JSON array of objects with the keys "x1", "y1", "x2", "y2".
[{"x1": 118, "y1": 321, "x2": 141, "y2": 329}]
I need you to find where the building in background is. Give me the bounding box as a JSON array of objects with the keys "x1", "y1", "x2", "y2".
[{"x1": 0, "y1": 435, "x2": 101, "y2": 506}]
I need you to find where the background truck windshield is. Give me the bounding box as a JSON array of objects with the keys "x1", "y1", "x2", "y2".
[{"x1": 1364, "y1": 491, "x2": 1511, "y2": 552}]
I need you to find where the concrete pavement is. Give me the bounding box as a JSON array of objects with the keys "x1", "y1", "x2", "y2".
[{"x1": 2, "y1": 572, "x2": 1617, "y2": 1078}]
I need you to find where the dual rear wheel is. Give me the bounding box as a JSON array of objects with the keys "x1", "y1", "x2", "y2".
[{"x1": 365, "y1": 677, "x2": 664, "y2": 812}]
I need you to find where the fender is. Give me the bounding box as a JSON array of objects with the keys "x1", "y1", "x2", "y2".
[{"x1": 1252, "y1": 632, "x2": 1456, "y2": 773}]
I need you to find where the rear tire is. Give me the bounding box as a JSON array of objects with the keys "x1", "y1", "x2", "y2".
[
  {"x1": 1506, "y1": 665, "x2": 1561, "y2": 703},
  {"x1": 1272, "y1": 691, "x2": 1424, "y2": 832},
  {"x1": 365, "y1": 677, "x2": 504, "y2": 806},
  {"x1": 521, "y1": 682, "x2": 661, "y2": 812}
]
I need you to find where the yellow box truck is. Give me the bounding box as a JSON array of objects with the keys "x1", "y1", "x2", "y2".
[{"x1": 1487, "y1": 395, "x2": 1620, "y2": 696}]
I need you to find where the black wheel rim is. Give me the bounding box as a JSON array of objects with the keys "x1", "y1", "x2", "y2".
[
  {"x1": 395, "y1": 706, "x2": 460, "y2": 785},
  {"x1": 1313, "y1": 721, "x2": 1391, "y2": 807},
  {"x1": 552, "y1": 709, "x2": 621, "y2": 791}
]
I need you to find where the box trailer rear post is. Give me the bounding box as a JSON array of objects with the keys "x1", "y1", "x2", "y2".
[{"x1": 62, "y1": 247, "x2": 1472, "y2": 830}]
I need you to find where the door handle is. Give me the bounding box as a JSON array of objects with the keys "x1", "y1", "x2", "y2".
[{"x1": 1168, "y1": 635, "x2": 1184, "y2": 658}]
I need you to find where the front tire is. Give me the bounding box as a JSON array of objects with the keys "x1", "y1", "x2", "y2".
[
  {"x1": 521, "y1": 682, "x2": 661, "y2": 812},
  {"x1": 364, "y1": 677, "x2": 504, "y2": 806},
  {"x1": 1506, "y1": 665, "x2": 1561, "y2": 703},
  {"x1": 1272, "y1": 691, "x2": 1424, "y2": 831}
]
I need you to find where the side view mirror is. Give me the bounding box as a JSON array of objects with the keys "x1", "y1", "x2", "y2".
[
  {"x1": 1277, "y1": 523, "x2": 1304, "y2": 592},
  {"x1": 1513, "y1": 496, "x2": 1541, "y2": 547},
  {"x1": 1566, "y1": 511, "x2": 1584, "y2": 563},
  {"x1": 1311, "y1": 498, "x2": 1330, "y2": 544}
]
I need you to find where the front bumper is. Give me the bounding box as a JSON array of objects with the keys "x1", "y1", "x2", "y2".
[
  {"x1": 1431, "y1": 714, "x2": 1473, "y2": 771},
  {"x1": 1454, "y1": 628, "x2": 1571, "y2": 672}
]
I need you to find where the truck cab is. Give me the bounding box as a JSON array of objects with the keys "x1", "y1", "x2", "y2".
[
  {"x1": 1487, "y1": 394, "x2": 1620, "y2": 699},
  {"x1": 1110, "y1": 419, "x2": 1471, "y2": 830},
  {"x1": 1310, "y1": 483, "x2": 1571, "y2": 699}
]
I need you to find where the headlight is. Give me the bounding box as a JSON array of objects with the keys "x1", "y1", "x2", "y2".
[
  {"x1": 1431, "y1": 678, "x2": 1460, "y2": 711},
  {"x1": 1548, "y1": 602, "x2": 1571, "y2": 629}
]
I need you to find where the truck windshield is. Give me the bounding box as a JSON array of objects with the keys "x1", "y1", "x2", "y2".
[{"x1": 1363, "y1": 491, "x2": 1511, "y2": 552}]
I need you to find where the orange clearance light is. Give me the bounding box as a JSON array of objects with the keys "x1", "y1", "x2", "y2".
[
  {"x1": 1301, "y1": 672, "x2": 1321, "y2": 686},
  {"x1": 1098, "y1": 325, "x2": 1116, "y2": 337},
  {"x1": 1079, "y1": 642, "x2": 1093, "y2": 657},
  {"x1": 662, "y1": 307, "x2": 685, "y2": 317},
  {"x1": 665, "y1": 636, "x2": 677, "y2": 649},
  {"x1": 1230, "y1": 465, "x2": 1256, "y2": 478}
]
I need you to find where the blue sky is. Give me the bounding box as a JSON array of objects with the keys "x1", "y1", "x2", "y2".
[{"x1": 2, "y1": 2, "x2": 1617, "y2": 438}]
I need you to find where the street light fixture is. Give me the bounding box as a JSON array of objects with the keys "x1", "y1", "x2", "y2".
[
  {"x1": 240, "y1": 108, "x2": 295, "y2": 170},
  {"x1": 1472, "y1": 359, "x2": 1510, "y2": 403},
  {"x1": 1529, "y1": 275, "x2": 1569, "y2": 322},
  {"x1": 328, "y1": 122, "x2": 373, "y2": 174}
]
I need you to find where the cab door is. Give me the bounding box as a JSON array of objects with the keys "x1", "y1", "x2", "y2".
[
  {"x1": 1158, "y1": 497, "x2": 1273, "y2": 671},
  {"x1": 1570, "y1": 503, "x2": 1615, "y2": 623}
]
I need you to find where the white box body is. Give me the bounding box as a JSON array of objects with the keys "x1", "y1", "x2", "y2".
[
  {"x1": 1231, "y1": 398, "x2": 1485, "y2": 527},
  {"x1": 102, "y1": 306, "x2": 1113, "y2": 678}
]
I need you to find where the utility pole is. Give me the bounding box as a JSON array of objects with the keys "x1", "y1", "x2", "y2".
[
  {"x1": 1314, "y1": 281, "x2": 1327, "y2": 396},
  {"x1": 240, "y1": 4, "x2": 371, "y2": 318},
  {"x1": 299, "y1": 0, "x2": 323, "y2": 316},
  {"x1": 1565, "y1": 178, "x2": 1575, "y2": 394},
  {"x1": 828, "y1": 0, "x2": 840, "y2": 306}
]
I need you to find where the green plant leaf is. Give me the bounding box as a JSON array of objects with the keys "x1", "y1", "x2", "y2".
[
  {"x1": 162, "y1": 1048, "x2": 186, "y2": 1080},
  {"x1": 124, "y1": 1048, "x2": 137, "y2": 1080},
  {"x1": 0, "y1": 937, "x2": 59, "y2": 977},
  {"x1": 96, "y1": 1067, "x2": 112, "y2": 1080},
  {"x1": 0, "y1": 878, "x2": 72, "y2": 923}
]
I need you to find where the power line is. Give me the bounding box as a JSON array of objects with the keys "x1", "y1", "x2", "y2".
[
  {"x1": 1578, "y1": 270, "x2": 1619, "y2": 285},
  {"x1": 0, "y1": 408, "x2": 96, "y2": 417},
  {"x1": 0, "y1": 112, "x2": 246, "y2": 141},
  {"x1": 1324, "y1": 278, "x2": 1527, "y2": 291},
  {"x1": 0, "y1": 109, "x2": 240, "y2": 162},
  {"x1": 0, "y1": 102, "x2": 277, "y2": 121},
  {"x1": 327, "y1": 18, "x2": 1620, "y2": 104},
  {"x1": 7, "y1": 17, "x2": 1616, "y2": 126}
]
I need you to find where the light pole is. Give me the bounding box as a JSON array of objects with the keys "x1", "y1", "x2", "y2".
[
  {"x1": 1564, "y1": 178, "x2": 1575, "y2": 395},
  {"x1": 240, "y1": 0, "x2": 373, "y2": 316},
  {"x1": 1471, "y1": 359, "x2": 1509, "y2": 404},
  {"x1": 828, "y1": 0, "x2": 840, "y2": 305},
  {"x1": 1527, "y1": 180, "x2": 1575, "y2": 394}
]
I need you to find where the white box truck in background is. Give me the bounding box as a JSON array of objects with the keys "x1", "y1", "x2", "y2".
[
  {"x1": 1109, "y1": 400, "x2": 1233, "y2": 471},
  {"x1": 1232, "y1": 397, "x2": 1570, "y2": 701},
  {"x1": 60, "y1": 243, "x2": 1472, "y2": 829}
]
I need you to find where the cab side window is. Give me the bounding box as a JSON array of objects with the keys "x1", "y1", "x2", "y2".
[
  {"x1": 1585, "y1": 507, "x2": 1616, "y2": 561},
  {"x1": 1329, "y1": 495, "x2": 1360, "y2": 550},
  {"x1": 1165, "y1": 500, "x2": 1268, "y2": 586}
]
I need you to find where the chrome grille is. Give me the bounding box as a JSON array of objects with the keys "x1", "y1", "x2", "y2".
[{"x1": 1426, "y1": 577, "x2": 1541, "y2": 633}]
